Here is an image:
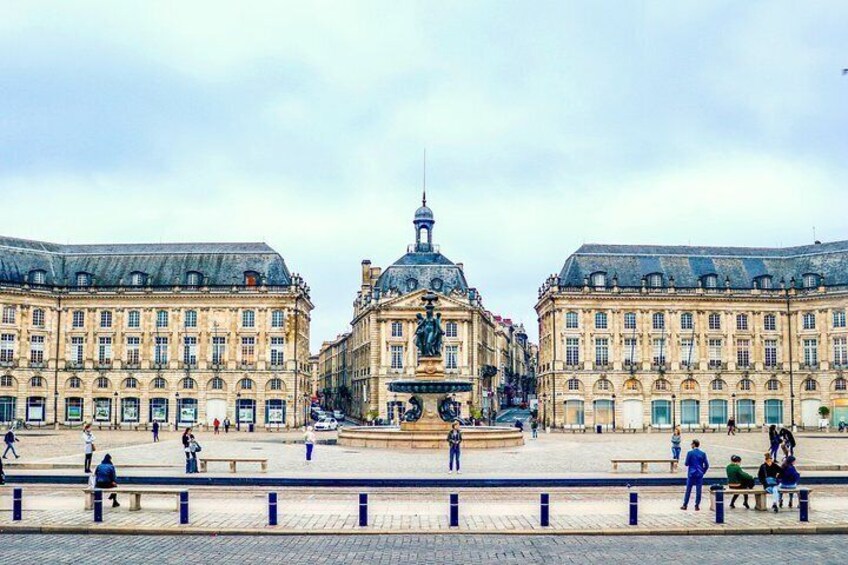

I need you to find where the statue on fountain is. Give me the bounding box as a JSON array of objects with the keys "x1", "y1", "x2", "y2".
[{"x1": 415, "y1": 292, "x2": 444, "y2": 358}]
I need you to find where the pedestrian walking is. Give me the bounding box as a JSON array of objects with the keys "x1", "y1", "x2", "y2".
[
  {"x1": 671, "y1": 426, "x2": 682, "y2": 461},
  {"x1": 213, "y1": 418, "x2": 221, "y2": 435},
  {"x1": 0, "y1": 453, "x2": 5, "y2": 485},
  {"x1": 224, "y1": 417, "x2": 231, "y2": 434},
  {"x1": 447, "y1": 421, "x2": 462, "y2": 474},
  {"x1": 726, "y1": 454, "x2": 755, "y2": 509},
  {"x1": 82, "y1": 423, "x2": 96, "y2": 473},
  {"x1": 772, "y1": 456, "x2": 800, "y2": 512},
  {"x1": 531, "y1": 416, "x2": 539, "y2": 439},
  {"x1": 152, "y1": 421, "x2": 159, "y2": 442},
  {"x1": 681, "y1": 439, "x2": 709, "y2": 511},
  {"x1": 304, "y1": 425, "x2": 316, "y2": 463},
  {"x1": 779, "y1": 427, "x2": 796, "y2": 457},
  {"x1": 94, "y1": 453, "x2": 120, "y2": 507},
  {"x1": 726, "y1": 417, "x2": 736, "y2": 436},
  {"x1": 3, "y1": 428, "x2": 20, "y2": 459},
  {"x1": 768, "y1": 425, "x2": 781, "y2": 460}
]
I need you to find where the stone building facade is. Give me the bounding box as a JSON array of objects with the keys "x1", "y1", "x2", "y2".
[
  {"x1": 536, "y1": 241, "x2": 848, "y2": 431},
  {"x1": 493, "y1": 317, "x2": 537, "y2": 409},
  {"x1": 0, "y1": 237, "x2": 312, "y2": 429}
]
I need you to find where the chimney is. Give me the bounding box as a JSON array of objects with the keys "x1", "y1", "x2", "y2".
[
  {"x1": 456, "y1": 262, "x2": 464, "y2": 272},
  {"x1": 361, "y1": 260, "x2": 372, "y2": 287}
]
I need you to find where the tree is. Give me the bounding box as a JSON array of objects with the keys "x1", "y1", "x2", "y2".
[{"x1": 819, "y1": 405, "x2": 831, "y2": 419}]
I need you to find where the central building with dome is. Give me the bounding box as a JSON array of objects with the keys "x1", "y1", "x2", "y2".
[{"x1": 318, "y1": 195, "x2": 523, "y2": 423}]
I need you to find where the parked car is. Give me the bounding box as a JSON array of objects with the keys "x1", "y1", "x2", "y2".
[
  {"x1": 333, "y1": 410, "x2": 345, "y2": 421},
  {"x1": 314, "y1": 417, "x2": 339, "y2": 431}
]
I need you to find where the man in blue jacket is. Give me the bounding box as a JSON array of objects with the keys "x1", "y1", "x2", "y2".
[{"x1": 681, "y1": 439, "x2": 709, "y2": 511}]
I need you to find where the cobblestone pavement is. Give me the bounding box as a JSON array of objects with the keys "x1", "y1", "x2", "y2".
[
  {"x1": 8, "y1": 427, "x2": 848, "y2": 477},
  {"x1": 0, "y1": 533, "x2": 843, "y2": 564}
]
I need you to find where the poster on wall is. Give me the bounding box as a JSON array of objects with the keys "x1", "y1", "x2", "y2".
[
  {"x1": 94, "y1": 400, "x2": 110, "y2": 421},
  {"x1": 29, "y1": 405, "x2": 44, "y2": 421},
  {"x1": 180, "y1": 407, "x2": 196, "y2": 423},
  {"x1": 151, "y1": 405, "x2": 167, "y2": 422},
  {"x1": 268, "y1": 408, "x2": 283, "y2": 423},
  {"x1": 238, "y1": 407, "x2": 254, "y2": 423},
  {"x1": 68, "y1": 404, "x2": 82, "y2": 421},
  {"x1": 122, "y1": 404, "x2": 138, "y2": 422}
]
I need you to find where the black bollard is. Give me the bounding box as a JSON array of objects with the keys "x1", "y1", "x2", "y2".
[
  {"x1": 450, "y1": 493, "x2": 459, "y2": 527},
  {"x1": 540, "y1": 493, "x2": 550, "y2": 527},
  {"x1": 629, "y1": 491, "x2": 637, "y2": 526},
  {"x1": 800, "y1": 489, "x2": 809, "y2": 522},
  {"x1": 358, "y1": 493, "x2": 368, "y2": 527},
  {"x1": 179, "y1": 491, "x2": 189, "y2": 525},
  {"x1": 93, "y1": 490, "x2": 103, "y2": 523},
  {"x1": 268, "y1": 492, "x2": 278, "y2": 526},
  {"x1": 715, "y1": 489, "x2": 725, "y2": 524},
  {"x1": 12, "y1": 488, "x2": 22, "y2": 521}
]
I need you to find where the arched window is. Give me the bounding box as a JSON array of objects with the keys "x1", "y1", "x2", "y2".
[
  {"x1": 567, "y1": 378, "x2": 581, "y2": 391},
  {"x1": 594, "y1": 312, "x2": 608, "y2": 330},
  {"x1": 152, "y1": 377, "x2": 167, "y2": 389},
  {"x1": 766, "y1": 379, "x2": 780, "y2": 391},
  {"x1": 756, "y1": 275, "x2": 773, "y2": 289},
  {"x1": 185, "y1": 271, "x2": 202, "y2": 287},
  {"x1": 129, "y1": 272, "x2": 146, "y2": 286},
  {"x1": 835, "y1": 378, "x2": 847, "y2": 392},
  {"x1": 268, "y1": 378, "x2": 283, "y2": 391},
  {"x1": 654, "y1": 379, "x2": 670, "y2": 392},
  {"x1": 646, "y1": 273, "x2": 663, "y2": 288},
  {"x1": 181, "y1": 377, "x2": 196, "y2": 390},
  {"x1": 681, "y1": 379, "x2": 698, "y2": 392},
  {"x1": 594, "y1": 379, "x2": 612, "y2": 392},
  {"x1": 209, "y1": 377, "x2": 225, "y2": 390},
  {"x1": 736, "y1": 314, "x2": 748, "y2": 330},
  {"x1": 708, "y1": 313, "x2": 722, "y2": 330},
  {"x1": 123, "y1": 377, "x2": 138, "y2": 389},
  {"x1": 590, "y1": 272, "x2": 606, "y2": 288},
  {"x1": 803, "y1": 273, "x2": 819, "y2": 289},
  {"x1": 242, "y1": 310, "x2": 255, "y2": 328},
  {"x1": 803, "y1": 312, "x2": 816, "y2": 330},
  {"x1": 67, "y1": 377, "x2": 82, "y2": 389},
  {"x1": 0, "y1": 375, "x2": 13, "y2": 387},
  {"x1": 244, "y1": 271, "x2": 260, "y2": 286},
  {"x1": 764, "y1": 314, "x2": 776, "y2": 331},
  {"x1": 96, "y1": 376, "x2": 110, "y2": 389},
  {"x1": 31, "y1": 308, "x2": 45, "y2": 327},
  {"x1": 652, "y1": 312, "x2": 665, "y2": 330},
  {"x1": 702, "y1": 274, "x2": 718, "y2": 288},
  {"x1": 711, "y1": 379, "x2": 726, "y2": 391},
  {"x1": 271, "y1": 310, "x2": 285, "y2": 328},
  {"x1": 624, "y1": 379, "x2": 641, "y2": 392},
  {"x1": 30, "y1": 376, "x2": 44, "y2": 387},
  {"x1": 738, "y1": 378, "x2": 753, "y2": 391},
  {"x1": 239, "y1": 378, "x2": 254, "y2": 390},
  {"x1": 680, "y1": 312, "x2": 693, "y2": 330},
  {"x1": 29, "y1": 270, "x2": 47, "y2": 285},
  {"x1": 76, "y1": 272, "x2": 92, "y2": 287},
  {"x1": 405, "y1": 278, "x2": 418, "y2": 292},
  {"x1": 565, "y1": 312, "x2": 579, "y2": 329},
  {"x1": 445, "y1": 321, "x2": 458, "y2": 338},
  {"x1": 803, "y1": 379, "x2": 818, "y2": 392}
]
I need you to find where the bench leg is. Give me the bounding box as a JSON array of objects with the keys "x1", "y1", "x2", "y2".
[
  {"x1": 672, "y1": 461, "x2": 678, "y2": 473},
  {"x1": 85, "y1": 492, "x2": 93, "y2": 511},
  {"x1": 641, "y1": 462, "x2": 648, "y2": 473},
  {"x1": 175, "y1": 496, "x2": 180, "y2": 512},
  {"x1": 199, "y1": 461, "x2": 206, "y2": 473},
  {"x1": 710, "y1": 492, "x2": 716, "y2": 511},
  {"x1": 755, "y1": 494, "x2": 767, "y2": 511},
  {"x1": 261, "y1": 461, "x2": 267, "y2": 473},
  {"x1": 130, "y1": 493, "x2": 141, "y2": 511},
  {"x1": 229, "y1": 461, "x2": 237, "y2": 473},
  {"x1": 612, "y1": 462, "x2": 618, "y2": 471}
]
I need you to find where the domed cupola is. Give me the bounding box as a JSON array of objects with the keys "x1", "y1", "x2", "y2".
[{"x1": 413, "y1": 190, "x2": 435, "y2": 252}]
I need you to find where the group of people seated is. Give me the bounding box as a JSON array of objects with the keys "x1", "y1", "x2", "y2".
[{"x1": 725, "y1": 451, "x2": 800, "y2": 512}]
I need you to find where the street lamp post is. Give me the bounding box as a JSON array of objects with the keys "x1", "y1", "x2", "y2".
[
  {"x1": 672, "y1": 394, "x2": 677, "y2": 428},
  {"x1": 175, "y1": 392, "x2": 180, "y2": 430},
  {"x1": 611, "y1": 393, "x2": 616, "y2": 432},
  {"x1": 236, "y1": 392, "x2": 241, "y2": 431},
  {"x1": 732, "y1": 392, "x2": 737, "y2": 421},
  {"x1": 113, "y1": 391, "x2": 119, "y2": 429},
  {"x1": 542, "y1": 392, "x2": 548, "y2": 428}
]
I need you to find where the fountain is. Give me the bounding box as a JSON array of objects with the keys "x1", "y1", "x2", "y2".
[{"x1": 338, "y1": 292, "x2": 524, "y2": 449}]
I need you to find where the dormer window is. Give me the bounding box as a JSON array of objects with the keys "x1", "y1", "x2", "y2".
[
  {"x1": 129, "y1": 272, "x2": 146, "y2": 286},
  {"x1": 430, "y1": 278, "x2": 443, "y2": 291},
  {"x1": 803, "y1": 273, "x2": 819, "y2": 289},
  {"x1": 646, "y1": 273, "x2": 663, "y2": 288},
  {"x1": 702, "y1": 274, "x2": 718, "y2": 289},
  {"x1": 244, "y1": 271, "x2": 259, "y2": 286},
  {"x1": 76, "y1": 272, "x2": 92, "y2": 287},
  {"x1": 756, "y1": 275, "x2": 773, "y2": 289},
  {"x1": 590, "y1": 272, "x2": 607, "y2": 289},
  {"x1": 29, "y1": 270, "x2": 47, "y2": 285},
  {"x1": 186, "y1": 271, "x2": 202, "y2": 287},
  {"x1": 406, "y1": 278, "x2": 418, "y2": 292}
]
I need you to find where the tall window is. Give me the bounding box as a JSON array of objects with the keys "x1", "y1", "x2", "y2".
[
  {"x1": 803, "y1": 339, "x2": 818, "y2": 366},
  {"x1": 0, "y1": 334, "x2": 14, "y2": 363},
  {"x1": 130, "y1": 272, "x2": 145, "y2": 286},
  {"x1": 30, "y1": 270, "x2": 46, "y2": 285},
  {"x1": 446, "y1": 345, "x2": 458, "y2": 369},
  {"x1": 96, "y1": 376, "x2": 110, "y2": 389},
  {"x1": 708, "y1": 339, "x2": 722, "y2": 367},
  {"x1": 184, "y1": 310, "x2": 197, "y2": 328},
  {"x1": 764, "y1": 339, "x2": 778, "y2": 367},
  {"x1": 98, "y1": 336, "x2": 112, "y2": 364},
  {"x1": 680, "y1": 338, "x2": 695, "y2": 367},
  {"x1": 736, "y1": 339, "x2": 750, "y2": 368},
  {"x1": 591, "y1": 272, "x2": 606, "y2": 288},
  {"x1": 126, "y1": 337, "x2": 140, "y2": 365},
  {"x1": 270, "y1": 337, "x2": 284, "y2": 366},
  {"x1": 647, "y1": 273, "x2": 663, "y2": 288},
  {"x1": 681, "y1": 399, "x2": 700, "y2": 425},
  {"x1": 100, "y1": 310, "x2": 112, "y2": 328},
  {"x1": 2, "y1": 306, "x2": 16, "y2": 324},
  {"x1": 209, "y1": 377, "x2": 225, "y2": 390},
  {"x1": 565, "y1": 312, "x2": 578, "y2": 329},
  {"x1": 766, "y1": 379, "x2": 780, "y2": 391},
  {"x1": 594, "y1": 338, "x2": 609, "y2": 366},
  {"x1": 30, "y1": 335, "x2": 44, "y2": 364},
  {"x1": 156, "y1": 310, "x2": 168, "y2": 328},
  {"x1": 565, "y1": 337, "x2": 580, "y2": 366},
  {"x1": 72, "y1": 310, "x2": 85, "y2": 328},
  {"x1": 271, "y1": 310, "x2": 284, "y2": 328},
  {"x1": 834, "y1": 310, "x2": 847, "y2": 329},
  {"x1": 152, "y1": 377, "x2": 167, "y2": 389},
  {"x1": 391, "y1": 321, "x2": 403, "y2": 337},
  {"x1": 651, "y1": 400, "x2": 672, "y2": 427},
  {"x1": 702, "y1": 274, "x2": 718, "y2": 288},
  {"x1": 241, "y1": 336, "x2": 256, "y2": 365},
  {"x1": 70, "y1": 336, "x2": 84, "y2": 365},
  {"x1": 624, "y1": 312, "x2": 636, "y2": 330},
  {"x1": 623, "y1": 338, "x2": 639, "y2": 366},
  {"x1": 652, "y1": 312, "x2": 665, "y2": 330},
  {"x1": 186, "y1": 272, "x2": 201, "y2": 287},
  {"x1": 32, "y1": 308, "x2": 45, "y2": 327},
  {"x1": 390, "y1": 345, "x2": 404, "y2": 369},
  {"x1": 764, "y1": 314, "x2": 776, "y2": 331},
  {"x1": 652, "y1": 338, "x2": 666, "y2": 366},
  {"x1": 736, "y1": 314, "x2": 748, "y2": 331},
  {"x1": 594, "y1": 312, "x2": 608, "y2": 330},
  {"x1": 764, "y1": 399, "x2": 783, "y2": 425},
  {"x1": 242, "y1": 310, "x2": 255, "y2": 328},
  {"x1": 155, "y1": 336, "x2": 169, "y2": 365},
  {"x1": 803, "y1": 379, "x2": 818, "y2": 391},
  {"x1": 183, "y1": 336, "x2": 197, "y2": 366},
  {"x1": 736, "y1": 399, "x2": 755, "y2": 425},
  {"x1": 567, "y1": 378, "x2": 581, "y2": 391},
  {"x1": 803, "y1": 312, "x2": 816, "y2": 330},
  {"x1": 445, "y1": 321, "x2": 458, "y2": 338},
  {"x1": 708, "y1": 313, "x2": 721, "y2": 330},
  {"x1": 803, "y1": 274, "x2": 818, "y2": 289},
  {"x1": 212, "y1": 337, "x2": 226, "y2": 365},
  {"x1": 127, "y1": 310, "x2": 140, "y2": 328},
  {"x1": 680, "y1": 312, "x2": 693, "y2": 330},
  {"x1": 181, "y1": 377, "x2": 196, "y2": 390},
  {"x1": 76, "y1": 272, "x2": 91, "y2": 287},
  {"x1": 834, "y1": 337, "x2": 848, "y2": 366}
]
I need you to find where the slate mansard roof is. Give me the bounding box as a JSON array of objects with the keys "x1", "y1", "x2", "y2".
[
  {"x1": 375, "y1": 250, "x2": 469, "y2": 296},
  {"x1": 559, "y1": 240, "x2": 848, "y2": 288},
  {"x1": 0, "y1": 236, "x2": 292, "y2": 287}
]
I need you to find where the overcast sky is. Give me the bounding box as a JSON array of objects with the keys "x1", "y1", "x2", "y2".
[{"x1": 2, "y1": 1, "x2": 847, "y2": 350}]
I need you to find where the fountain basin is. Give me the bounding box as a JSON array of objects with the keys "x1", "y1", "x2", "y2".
[
  {"x1": 337, "y1": 424, "x2": 524, "y2": 449},
  {"x1": 387, "y1": 380, "x2": 473, "y2": 394}
]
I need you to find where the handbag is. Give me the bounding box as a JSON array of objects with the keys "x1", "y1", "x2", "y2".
[{"x1": 91, "y1": 444, "x2": 96, "y2": 452}]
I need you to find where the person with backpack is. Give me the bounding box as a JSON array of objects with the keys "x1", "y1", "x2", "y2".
[
  {"x1": 530, "y1": 417, "x2": 539, "y2": 439},
  {"x1": 779, "y1": 427, "x2": 796, "y2": 457},
  {"x1": 681, "y1": 439, "x2": 709, "y2": 511},
  {"x1": 82, "y1": 423, "x2": 96, "y2": 473},
  {"x1": 3, "y1": 428, "x2": 19, "y2": 459}
]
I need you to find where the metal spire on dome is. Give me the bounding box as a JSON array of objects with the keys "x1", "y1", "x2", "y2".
[{"x1": 422, "y1": 148, "x2": 427, "y2": 207}]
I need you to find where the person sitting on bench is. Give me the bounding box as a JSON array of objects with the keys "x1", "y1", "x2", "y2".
[
  {"x1": 772, "y1": 455, "x2": 800, "y2": 513},
  {"x1": 94, "y1": 453, "x2": 120, "y2": 508},
  {"x1": 726, "y1": 454, "x2": 755, "y2": 509},
  {"x1": 758, "y1": 452, "x2": 781, "y2": 496}
]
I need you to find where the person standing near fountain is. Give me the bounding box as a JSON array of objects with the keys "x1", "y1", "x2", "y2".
[{"x1": 447, "y1": 421, "x2": 462, "y2": 474}]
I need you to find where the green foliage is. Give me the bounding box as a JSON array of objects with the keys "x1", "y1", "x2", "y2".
[{"x1": 819, "y1": 405, "x2": 831, "y2": 418}]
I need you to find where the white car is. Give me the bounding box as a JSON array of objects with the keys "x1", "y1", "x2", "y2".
[
  {"x1": 314, "y1": 417, "x2": 339, "y2": 431},
  {"x1": 333, "y1": 410, "x2": 345, "y2": 421}
]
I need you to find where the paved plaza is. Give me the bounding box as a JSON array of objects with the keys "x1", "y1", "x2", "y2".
[{"x1": 0, "y1": 534, "x2": 844, "y2": 565}]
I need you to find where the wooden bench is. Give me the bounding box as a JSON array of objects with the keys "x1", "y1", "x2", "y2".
[
  {"x1": 199, "y1": 457, "x2": 268, "y2": 473},
  {"x1": 709, "y1": 487, "x2": 814, "y2": 512},
  {"x1": 84, "y1": 487, "x2": 183, "y2": 512},
  {"x1": 611, "y1": 459, "x2": 678, "y2": 473}
]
